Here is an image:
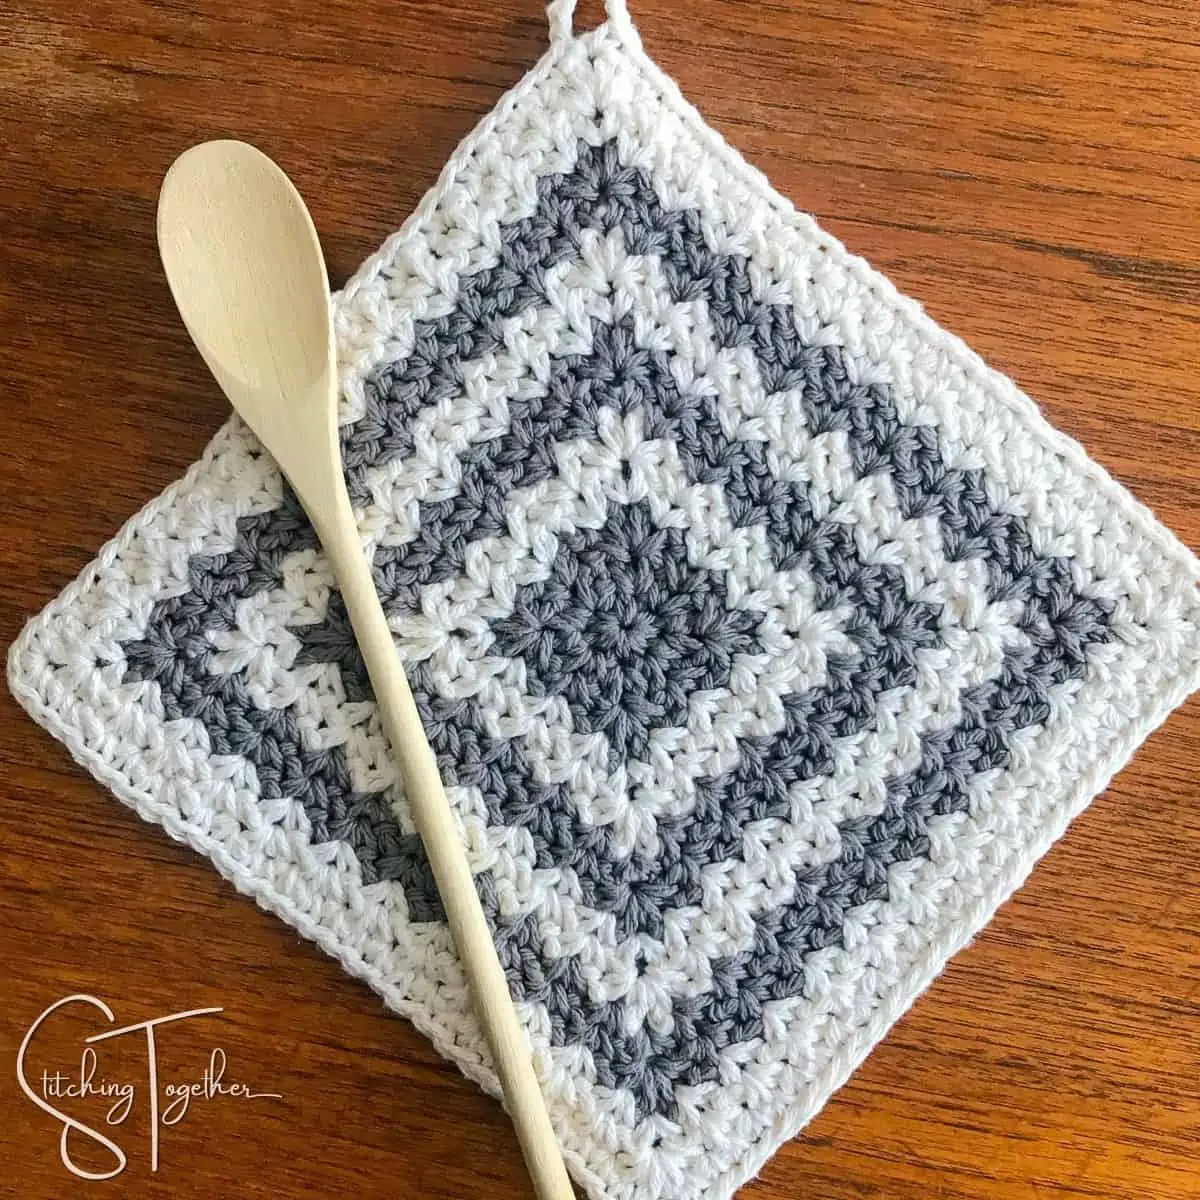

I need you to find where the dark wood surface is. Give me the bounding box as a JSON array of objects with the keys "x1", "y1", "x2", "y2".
[{"x1": 1, "y1": 2, "x2": 1198, "y2": 1196}]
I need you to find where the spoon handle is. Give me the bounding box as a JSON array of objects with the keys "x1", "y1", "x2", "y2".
[{"x1": 317, "y1": 489, "x2": 574, "y2": 1200}]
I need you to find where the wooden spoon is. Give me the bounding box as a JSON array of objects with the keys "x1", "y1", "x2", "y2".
[{"x1": 157, "y1": 139, "x2": 573, "y2": 1200}]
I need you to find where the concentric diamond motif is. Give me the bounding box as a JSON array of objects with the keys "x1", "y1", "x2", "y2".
[{"x1": 120, "y1": 135, "x2": 1119, "y2": 1125}]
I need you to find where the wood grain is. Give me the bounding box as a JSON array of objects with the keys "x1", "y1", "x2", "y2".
[{"x1": 1, "y1": 2, "x2": 1197, "y2": 1197}]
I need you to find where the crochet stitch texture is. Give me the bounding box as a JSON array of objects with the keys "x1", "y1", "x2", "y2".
[{"x1": 10, "y1": 3, "x2": 1200, "y2": 1197}]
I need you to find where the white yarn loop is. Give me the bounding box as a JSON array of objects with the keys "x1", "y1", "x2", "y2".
[{"x1": 547, "y1": 0, "x2": 632, "y2": 44}]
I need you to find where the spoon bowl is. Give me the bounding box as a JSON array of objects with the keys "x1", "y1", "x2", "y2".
[
  {"x1": 159, "y1": 141, "x2": 331, "y2": 395},
  {"x1": 158, "y1": 141, "x2": 342, "y2": 521}
]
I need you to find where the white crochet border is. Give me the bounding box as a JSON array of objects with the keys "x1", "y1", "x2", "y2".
[{"x1": 9, "y1": 9, "x2": 1200, "y2": 1200}]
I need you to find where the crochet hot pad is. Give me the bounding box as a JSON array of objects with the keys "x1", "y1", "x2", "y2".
[{"x1": 10, "y1": 4, "x2": 1200, "y2": 1198}]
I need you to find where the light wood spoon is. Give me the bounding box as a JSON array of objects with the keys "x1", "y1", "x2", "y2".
[{"x1": 157, "y1": 139, "x2": 573, "y2": 1200}]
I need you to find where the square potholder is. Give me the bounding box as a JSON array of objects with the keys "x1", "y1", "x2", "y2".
[{"x1": 10, "y1": 3, "x2": 1200, "y2": 1198}]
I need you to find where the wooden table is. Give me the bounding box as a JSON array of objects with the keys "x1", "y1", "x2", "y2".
[{"x1": 1, "y1": 2, "x2": 1197, "y2": 1196}]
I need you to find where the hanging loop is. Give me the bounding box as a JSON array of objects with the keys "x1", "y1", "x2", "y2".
[
  {"x1": 546, "y1": 0, "x2": 575, "y2": 43},
  {"x1": 547, "y1": 0, "x2": 632, "y2": 45}
]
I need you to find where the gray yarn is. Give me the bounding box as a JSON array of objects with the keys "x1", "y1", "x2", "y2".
[
  {"x1": 121, "y1": 136, "x2": 1114, "y2": 1120},
  {"x1": 492, "y1": 499, "x2": 764, "y2": 765}
]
